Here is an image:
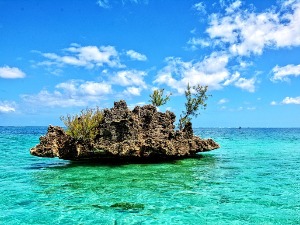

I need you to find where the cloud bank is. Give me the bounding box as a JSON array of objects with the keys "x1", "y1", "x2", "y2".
[{"x1": 206, "y1": 0, "x2": 300, "y2": 56}]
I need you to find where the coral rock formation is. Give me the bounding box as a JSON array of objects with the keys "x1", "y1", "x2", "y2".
[{"x1": 30, "y1": 100, "x2": 219, "y2": 161}]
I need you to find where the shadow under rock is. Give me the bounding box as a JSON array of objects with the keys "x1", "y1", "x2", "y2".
[{"x1": 28, "y1": 154, "x2": 208, "y2": 169}]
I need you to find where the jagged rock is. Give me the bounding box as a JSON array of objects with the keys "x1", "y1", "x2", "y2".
[{"x1": 30, "y1": 100, "x2": 219, "y2": 161}]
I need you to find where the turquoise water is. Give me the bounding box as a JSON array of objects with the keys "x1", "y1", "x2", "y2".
[{"x1": 0, "y1": 127, "x2": 299, "y2": 224}]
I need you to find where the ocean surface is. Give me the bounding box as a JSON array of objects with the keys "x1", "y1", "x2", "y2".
[{"x1": 0, "y1": 127, "x2": 299, "y2": 225}]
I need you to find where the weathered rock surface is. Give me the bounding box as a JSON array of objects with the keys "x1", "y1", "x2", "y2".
[{"x1": 30, "y1": 100, "x2": 219, "y2": 161}]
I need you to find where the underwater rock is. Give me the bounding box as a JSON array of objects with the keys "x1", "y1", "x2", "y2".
[
  {"x1": 30, "y1": 100, "x2": 219, "y2": 161},
  {"x1": 110, "y1": 202, "x2": 145, "y2": 211}
]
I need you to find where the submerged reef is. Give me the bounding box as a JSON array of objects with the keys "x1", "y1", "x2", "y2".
[{"x1": 30, "y1": 100, "x2": 219, "y2": 161}]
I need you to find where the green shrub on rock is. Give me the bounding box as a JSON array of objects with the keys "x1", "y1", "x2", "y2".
[{"x1": 60, "y1": 107, "x2": 103, "y2": 140}]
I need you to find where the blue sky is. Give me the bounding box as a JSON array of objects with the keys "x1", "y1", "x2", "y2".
[{"x1": 1, "y1": 0, "x2": 300, "y2": 127}]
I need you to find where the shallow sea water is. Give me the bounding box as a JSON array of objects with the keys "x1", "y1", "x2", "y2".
[{"x1": 0, "y1": 127, "x2": 299, "y2": 224}]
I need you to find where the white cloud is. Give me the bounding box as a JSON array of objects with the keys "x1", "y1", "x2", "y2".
[
  {"x1": 190, "y1": 28, "x2": 197, "y2": 34},
  {"x1": 39, "y1": 44, "x2": 123, "y2": 69},
  {"x1": 55, "y1": 81, "x2": 78, "y2": 95},
  {"x1": 225, "y1": 0, "x2": 242, "y2": 14},
  {"x1": 126, "y1": 50, "x2": 147, "y2": 61},
  {"x1": 206, "y1": 0, "x2": 300, "y2": 56},
  {"x1": 0, "y1": 101, "x2": 16, "y2": 113},
  {"x1": 97, "y1": 0, "x2": 110, "y2": 8},
  {"x1": 193, "y1": 2, "x2": 206, "y2": 14},
  {"x1": 271, "y1": 64, "x2": 300, "y2": 81},
  {"x1": 22, "y1": 80, "x2": 112, "y2": 107},
  {"x1": 123, "y1": 86, "x2": 142, "y2": 96},
  {"x1": 0, "y1": 66, "x2": 26, "y2": 79},
  {"x1": 79, "y1": 81, "x2": 112, "y2": 96},
  {"x1": 270, "y1": 101, "x2": 278, "y2": 105},
  {"x1": 223, "y1": 71, "x2": 257, "y2": 92},
  {"x1": 238, "y1": 60, "x2": 253, "y2": 69},
  {"x1": 246, "y1": 106, "x2": 256, "y2": 110},
  {"x1": 218, "y1": 98, "x2": 229, "y2": 104},
  {"x1": 154, "y1": 52, "x2": 230, "y2": 94},
  {"x1": 110, "y1": 70, "x2": 147, "y2": 96},
  {"x1": 97, "y1": 0, "x2": 148, "y2": 8},
  {"x1": 282, "y1": 96, "x2": 300, "y2": 104},
  {"x1": 271, "y1": 97, "x2": 300, "y2": 105},
  {"x1": 223, "y1": 71, "x2": 240, "y2": 86},
  {"x1": 219, "y1": 0, "x2": 226, "y2": 8},
  {"x1": 22, "y1": 90, "x2": 87, "y2": 107},
  {"x1": 234, "y1": 77, "x2": 256, "y2": 92},
  {"x1": 56, "y1": 80, "x2": 112, "y2": 97},
  {"x1": 154, "y1": 52, "x2": 257, "y2": 93},
  {"x1": 207, "y1": 13, "x2": 239, "y2": 44},
  {"x1": 111, "y1": 70, "x2": 147, "y2": 88},
  {"x1": 187, "y1": 38, "x2": 210, "y2": 50}
]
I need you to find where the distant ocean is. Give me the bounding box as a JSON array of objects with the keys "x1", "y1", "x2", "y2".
[{"x1": 0, "y1": 127, "x2": 299, "y2": 224}]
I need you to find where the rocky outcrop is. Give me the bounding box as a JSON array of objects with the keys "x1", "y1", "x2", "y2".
[{"x1": 30, "y1": 100, "x2": 219, "y2": 161}]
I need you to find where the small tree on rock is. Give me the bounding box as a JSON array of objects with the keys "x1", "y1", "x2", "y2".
[
  {"x1": 149, "y1": 88, "x2": 172, "y2": 107},
  {"x1": 179, "y1": 84, "x2": 210, "y2": 130}
]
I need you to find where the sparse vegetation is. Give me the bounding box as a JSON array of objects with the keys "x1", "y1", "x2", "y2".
[
  {"x1": 149, "y1": 88, "x2": 172, "y2": 107},
  {"x1": 60, "y1": 107, "x2": 104, "y2": 140},
  {"x1": 179, "y1": 84, "x2": 210, "y2": 130}
]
